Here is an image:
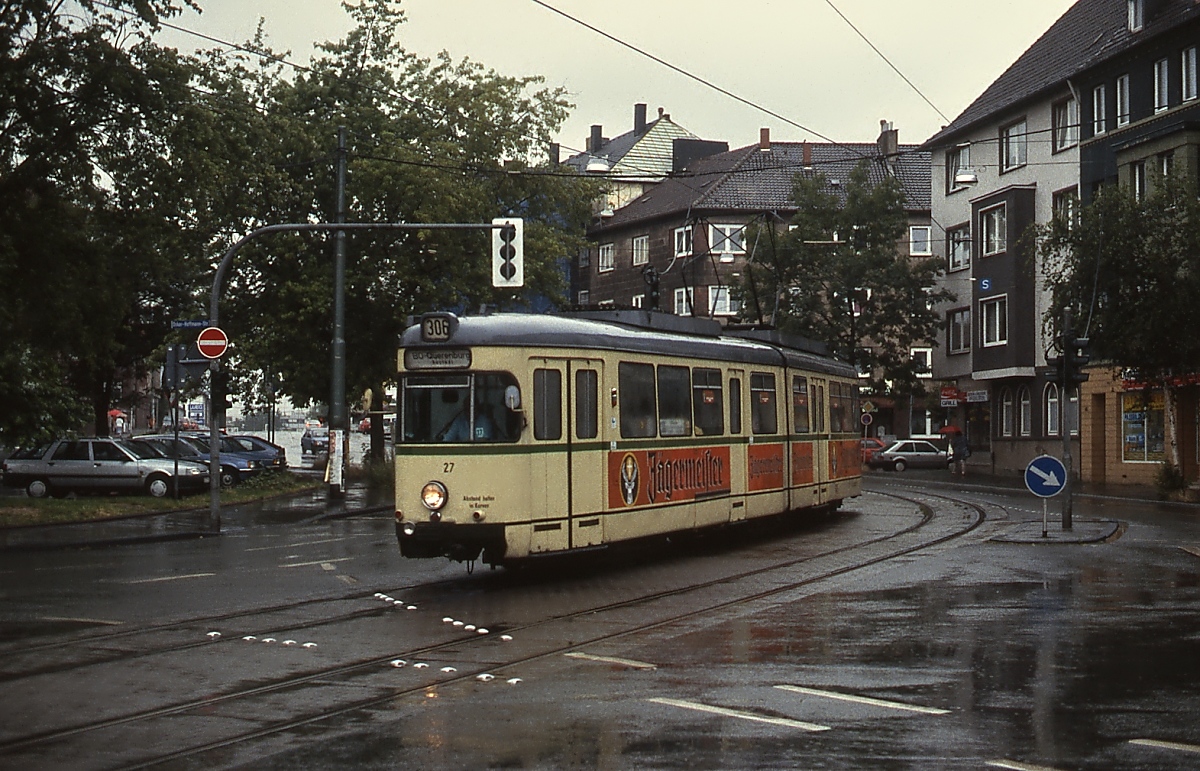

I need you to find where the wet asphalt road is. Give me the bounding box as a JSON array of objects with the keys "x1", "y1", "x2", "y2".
[{"x1": 1, "y1": 471, "x2": 1198, "y2": 770}]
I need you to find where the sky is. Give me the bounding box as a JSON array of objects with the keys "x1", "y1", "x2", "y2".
[{"x1": 156, "y1": 0, "x2": 1080, "y2": 156}]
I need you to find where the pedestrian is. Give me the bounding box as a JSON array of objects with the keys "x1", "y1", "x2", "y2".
[{"x1": 950, "y1": 430, "x2": 970, "y2": 476}]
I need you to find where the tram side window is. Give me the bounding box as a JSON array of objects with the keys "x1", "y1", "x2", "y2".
[
  {"x1": 534, "y1": 369, "x2": 563, "y2": 441},
  {"x1": 692, "y1": 368, "x2": 724, "y2": 435},
  {"x1": 813, "y1": 384, "x2": 826, "y2": 434},
  {"x1": 619, "y1": 362, "x2": 657, "y2": 438},
  {"x1": 750, "y1": 373, "x2": 777, "y2": 435},
  {"x1": 575, "y1": 369, "x2": 598, "y2": 439},
  {"x1": 658, "y1": 365, "x2": 692, "y2": 436},
  {"x1": 830, "y1": 382, "x2": 852, "y2": 433},
  {"x1": 792, "y1": 376, "x2": 810, "y2": 434},
  {"x1": 729, "y1": 377, "x2": 742, "y2": 434}
]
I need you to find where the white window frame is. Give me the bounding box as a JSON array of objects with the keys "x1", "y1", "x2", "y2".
[
  {"x1": 948, "y1": 224, "x2": 971, "y2": 272},
  {"x1": 1001, "y1": 119, "x2": 1027, "y2": 171},
  {"x1": 947, "y1": 144, "x2": 970, "y2": 191},
  {"x1": 673, "y1": 225, "x2": 693, "y2": 258},
  {"x1": 578, "y1": 247, "x2": 590, "y2": 268},
  {"x1": 1132, "y1": 160, "x2": 1147, "y2": 201},
  {"x1": 1093, "y1": 84, "x2": 1108, "y2": 135},
  {"x1": 1053, "y1": 187, "x2": 1079, "y2": 230},
  {"x1": 709, "y1": 224, "x2": 745, "y2": 263},
  {"x1": 1000, "y1": 388, "x2": 1014, "y2": 438},
  {"x1": 1045, "y1": 383, "x2": 1060, "y2": 437},
  {"x1": 910, "y1": 347, "x2": 932, "y2": 379},
  {"x1": 708, "y1": 285, "x2": 740, "y2": 316},
  {"x1": 1129, "y1": 0, "x2": 1144, "y2": 32},
  {"x1": 577, "y1": 290, "x2": 590, "y2": 305},
  {"x1": 673, "y1": 286, "x2": 694, "y2": 316},
  {"x1": 1184, "y1": 47, "x2": 1198, "y2": 102},
  {"x1": 981, "y1": 295, "x2": 1008, "y2": 348},
  {"x1": 948, "y1": 308, "x2": 971, "y2": 354},
  {"x1": 909, "y1": 226, "x2": 932, "y2": 256},
  {"x1": 1018, "y1": 386, "x2": 1032, "y2": 437},
  {"x1": 1117, "y1": 74, "x2": 1131, "y2": 126},
  {"x1": 632, "y1": 235, "x2": 649, "y2": 266},
  {"x1": 1154, "y1": 58, "x2": 1170, "y2": 113},
  {"x1": 597, "y1": 243, "x2": 614, "y2": 273},
  {"x1": 981, "y1": 204, "x2": 1006, "y2": 256},
  {"x1": 1053, "y1": 97, "x2": 1079, "y2": 152},
  {"x1": 632, "y1": 293, "x2": 644, "y2": 309}
]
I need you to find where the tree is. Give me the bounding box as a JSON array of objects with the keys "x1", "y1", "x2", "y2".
[
  {"x1": 1040, "y1": 176, "x2": 1200, "y2": 472},
  {"x1": 741, "y1": 161, "x2": 948, "y2": 396}
]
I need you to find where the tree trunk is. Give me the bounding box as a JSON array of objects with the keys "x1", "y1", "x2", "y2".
[{"x1": 1166, "y1": 384, "x2": 1181, "y2": 470}]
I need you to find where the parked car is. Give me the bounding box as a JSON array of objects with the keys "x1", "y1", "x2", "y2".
[
  {"x1": 138, "y1": 434, "x2": 263, "y2": 487},
  {"x1": 866, "y1": 440, "x2": 950, "y2": 472},
  {"x1": 301, "y1": 426, "x2": 330, "y2": 455},
  {"x1": 1, "y1": 438, "x2": 209, "y2": 498},
  {"x1": 228, "y1": 435, "x2": 287, "y2": 470},
  {"x1": 861, "y1": 437, "x2": 888, "y2": 464}
]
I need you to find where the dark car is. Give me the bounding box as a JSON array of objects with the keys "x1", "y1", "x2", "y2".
[
  {"x1": 301, "y1": 427, "x2": 330, "y2": 455},
  {"x1": 867, "y1": 440, "x2": 950, "y2": 472},
  {"x1": 138, "y1": 434, "x2": 263, "y2": 487},
  {"x1": 228, "y1": 435, "x2": 287, "y2": 470},
  {"x1": 1, "y1": 438, "x2": 209, "y2": 498}
]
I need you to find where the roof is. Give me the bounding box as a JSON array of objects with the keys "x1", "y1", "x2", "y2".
[
  {"x1": 564, "y1": 117, "x2": 698, "y2": 179},
  {"x1": 596, "y1": 141, "x2": 931, "y2": 229},
  {"x1": 925, "y1": 0, "x2": 1200, "y2": 147}
]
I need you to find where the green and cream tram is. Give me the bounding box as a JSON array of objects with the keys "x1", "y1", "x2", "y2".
[{"x1": 394, "y1": 310, "x2": 861, "y2": 565}]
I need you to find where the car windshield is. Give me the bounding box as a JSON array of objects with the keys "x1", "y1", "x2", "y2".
[
  {"x1": 121, "y1": 440, "x2": 164, "y2": 460},
  {"x1": 189, "y1": 436, "x2": 246, "y2": 454},
  {"x1": 401, "y1": 373, "x2": 520, "y2": 444}
]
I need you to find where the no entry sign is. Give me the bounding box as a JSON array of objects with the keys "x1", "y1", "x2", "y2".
[{"x1": 196, "y1": 326, "x2": 229, "y2": 359}]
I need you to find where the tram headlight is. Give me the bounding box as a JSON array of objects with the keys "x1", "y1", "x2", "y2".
[{"x1": 421, "y1": 481, "x2": 448, "y2": 511}]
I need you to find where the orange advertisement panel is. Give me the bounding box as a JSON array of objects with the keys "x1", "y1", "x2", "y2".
[
  {"x1": 747, "y1": 443, "x2": 785, "y2": 492},
  {"x1": 829, "y1": 439, "x2": 861, "y2": 479},
  {"x1": 608, "y1": 447, "x2": 731, "y2": 508},
  {"x1": 791, "y1": 442, "x2": 814, "y2": 485}
]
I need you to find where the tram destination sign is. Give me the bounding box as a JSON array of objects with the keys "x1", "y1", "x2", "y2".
[{"x1": 405, "y1": 348, "x2": 472, "y2": 370}]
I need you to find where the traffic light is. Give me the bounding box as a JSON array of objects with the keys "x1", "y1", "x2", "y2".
[
  {"x1": 643, "y1": 265, "x2": 660, "y2": 310},
  {"x1": 211, "y1": 368, "x2": 233, "y2": 410},
  {"x1": 1066, "y1": 335, "x2": 1091, "y2": 383},
  {"x1": 491, "y1": 217, "x2": 523, "y2": 288}
]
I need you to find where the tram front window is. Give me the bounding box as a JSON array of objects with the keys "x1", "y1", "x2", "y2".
[{"x1": 402, "y1": 373, "x2": 520, "y2": 443}]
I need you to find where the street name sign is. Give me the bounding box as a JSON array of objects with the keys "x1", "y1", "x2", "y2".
[{"x1": 1025, "y1": 455, "x2": 1066, "y2": 498}]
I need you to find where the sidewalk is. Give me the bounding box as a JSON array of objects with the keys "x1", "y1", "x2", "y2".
[{"x1": 0, "y1": 479, "x2": 393, "y2": 552}]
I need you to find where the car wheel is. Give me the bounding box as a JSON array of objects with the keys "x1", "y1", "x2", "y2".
[
  {"x1": 27, "y1": 479, "x2": 49, "y2": 498},
  {"x1": 146, "y1": 475, "x2": 170, "y2": 498},
  {"x1": 893, "y1": 459, "x2": 908, "y2": 472},
  {"x1": 221, "y1": 466, "x2": 238, "y2": 487}
]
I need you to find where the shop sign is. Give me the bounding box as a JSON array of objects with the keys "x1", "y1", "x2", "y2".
[{"x1": 966, "y1": 390, "x2": 990, "y2": 403}]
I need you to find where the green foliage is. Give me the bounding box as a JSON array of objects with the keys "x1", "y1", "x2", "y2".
[{"x1": 740, "y1": 162, "x2": 948, "y2": 394}]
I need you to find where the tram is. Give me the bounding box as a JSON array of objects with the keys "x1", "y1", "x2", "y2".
[{"x1": 393, "y1": 310, "x2": 861, "y2": 566}]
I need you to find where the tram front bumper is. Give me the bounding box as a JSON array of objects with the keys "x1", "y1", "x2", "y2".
[{"x1": 396, "y1": 521, "x2": 508, "y2": 563}]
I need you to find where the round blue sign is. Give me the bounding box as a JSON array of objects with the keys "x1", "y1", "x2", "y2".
[{"x1": 1025, "y1": 455, "x2": 1067, "y2": 498}]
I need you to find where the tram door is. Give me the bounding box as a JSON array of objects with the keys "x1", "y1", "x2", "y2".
[
  {"x1": 810, "y1": 377, "x2": 829, "y2": 504},
  {"x1": 530, "y1": 363, "x2": 570, "y2": 554},
  {"x1": 569, "y1": 360, "x2": 605, "y2": 548}
]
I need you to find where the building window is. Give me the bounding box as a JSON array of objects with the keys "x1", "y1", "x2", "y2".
[
  {"x1": 981, "y1": 204, "x2": 1006, "y2": 256},
  {"x1": 598, "y1": 243, "x2": 614, "y2": 273},
  {"x1": 1159, "y1": 151, "x2": 1175, "y2": 179},
  {"x1": 632, "y1": 235, "x2": 649, "y2": 266},
  {"x1": 1053, "y1": 187, "x2": 1079, "y2": 230},
  {"x1": 1001, "y1": 119, "x2": 1027, "y2": 171},
  {"x1": 1122, "y1": 390, "x2": 1165, "y2": 462},
  {"x1": 981, "y1": 295, "x2": 1007, "y2": 347},
  {"x1": 1185, "y1": 47, "x2": 1198, "y2": 102},
  {"x1": 948, "y1": 308, "x2": 971, "y2": 354},
  {"x1": 1132, "y1": 160, "x2": 1147, "y2": 201},
  {"x1": 1000, "y1": 387, "x2": 1014, "y2": 438},
  {"x1": 1092, "y1": 85, "x2": 1107, "y2": 135},
  {"x1": 1154, "y1": 58, "x2": 1170, "y2": 113},
  {"x1": 673, "y1": 286, "x2": 694, "y2": 316},
  {"x1": 909, "y1": 226, "x2": 932, "y2": 256},
  {"x1": 708, "y1": 286, "x2": 740, "y2": 316},
  {"x1": 709, "y1": 224, "x2": 745, "y2": 263},
  {"x1": 578, "y1": 247, "x2": 589, "y2": 268},
  {"x1": 947, "y1": 144, "x2": 970, "y2": 191},
  {"x1": 948, "y1": 224, "x2": 971, "y2": 271},
  {"x1": 910, "y1": 347, "x2": 932, "y2": 378},
  {"x1": 1045, "y1": 383, "x2": 1060, "y2": 436},
  {"x1": 632, "y1": 293, "x2": 644, "y2": 309},
  {"x1": 577, "y1": 290, "x2": 589, "y2": 306},
  {"x1": 1128, "y1": 0, "x2": 1144, "y2": 32},
  {"x1": 673, "y1": 225, "x2": 692, "y2": 258},
  {"x1": 1053, "y1": 97, "x2": 1079, "y2": 151},
  {"x1": 1117, "y1": 74, "x2": 1131, "y2": 126},
  {"x1": 1018, "y1": 386, "x2": 1032, "y2": 436},
  {"x1": 1068, "y1": 387, "x2": 1080, "y2": 437}
]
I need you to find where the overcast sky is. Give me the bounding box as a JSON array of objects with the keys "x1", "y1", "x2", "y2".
[{"x1": 157, "y1": 0, "x2": 1078, "y2": 155}]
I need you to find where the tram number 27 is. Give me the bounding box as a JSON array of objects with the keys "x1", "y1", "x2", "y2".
[{"x1": 443, "y1": 462, "x2": 455, "y2": 473}]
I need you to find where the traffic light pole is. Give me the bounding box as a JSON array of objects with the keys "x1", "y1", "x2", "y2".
[{"x1": 1061, "y1": 308, "x2": 1074, "y2": 530}]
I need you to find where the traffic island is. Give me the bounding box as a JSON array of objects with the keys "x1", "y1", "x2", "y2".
[{"x1": 990, "y1": 518, "x2": 1123, "y2": 544}]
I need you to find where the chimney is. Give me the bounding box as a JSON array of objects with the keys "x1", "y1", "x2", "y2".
[
  {"x1": 589, "y1": 124, "x2": 603, "y2": 153},
  {"x1": 802, "y1": 141, "x2": 812, "y2": 169},
  {"x1": 759, "y1": 127, "x2": 771, "y2": 152},
  {"x1": 877, "y1": 119, "x2": 898, "y2": 161},
  {"x1": 549, "y1": 142, "x2": 560, "y2": 166},
  {"x1": 634, "y1": 103, "x2": 648, "y2": 133}
]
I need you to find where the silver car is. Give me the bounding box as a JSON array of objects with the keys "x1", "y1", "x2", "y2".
[
  {"x1": 1, "y1": 438, "x2": 210, "y2": 498},
  {"x1": 867, "y1": 440, "x2": 950, "y2": 472}
]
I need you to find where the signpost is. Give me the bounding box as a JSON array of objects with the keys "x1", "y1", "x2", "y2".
[
  {"x1": 196, "y1": 327, "x2": 229, "y2": 359},
  {"x1": 1025, "y1": 455, "x2": 1067, "y2": 538}
]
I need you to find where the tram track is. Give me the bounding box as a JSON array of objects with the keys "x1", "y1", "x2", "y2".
[{"x1": 0, "y1": 489, "x2": 989, "y2": 769}]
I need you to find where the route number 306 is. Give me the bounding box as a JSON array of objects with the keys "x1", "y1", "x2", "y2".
[{"x1": 421, "y1": 314, "x2": 455, "y2": 342}]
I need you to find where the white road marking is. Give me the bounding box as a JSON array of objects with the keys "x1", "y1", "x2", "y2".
[
  {"x1": 986, "y1": 761, "x2": 1065, "y2": 771},
  {"x1": 1130, "y1": 738, "x2": 1200, "y2": 754},
  {"x1": 39, "y1": 616, "x2": 123, "y2": 626},
  {"x1": 320, "y1": 562, "x2": 337, "y2": 571},
  {"x1": 123, "y1": 572, "x2": 216, "y2": 584},
  {"x1": 337, "y1": 575, "x2": 358, "y2": 585},
  {"x1": 565, "y1": 652, "x2": 657, "y2": 670},
  {"x1": 647, "y1": 698, "x2": 830, "y2": 732},
  {"x1": 774, "y1": 685, "x2": 950, "y2": 715},
  {"x1": 281, "y1": 557, "x2": 355, "y2": 569},
  {"x1": 1181, "y1": 546, "x2": 1200, "y2": 559},
  {"x1": 245, "y1": 536, "x2": 360, "y2": 552}
]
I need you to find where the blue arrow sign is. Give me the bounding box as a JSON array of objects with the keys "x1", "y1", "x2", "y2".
[{"x1": 1025, "y1": 455, "x2": 1067, "y2": 498}]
